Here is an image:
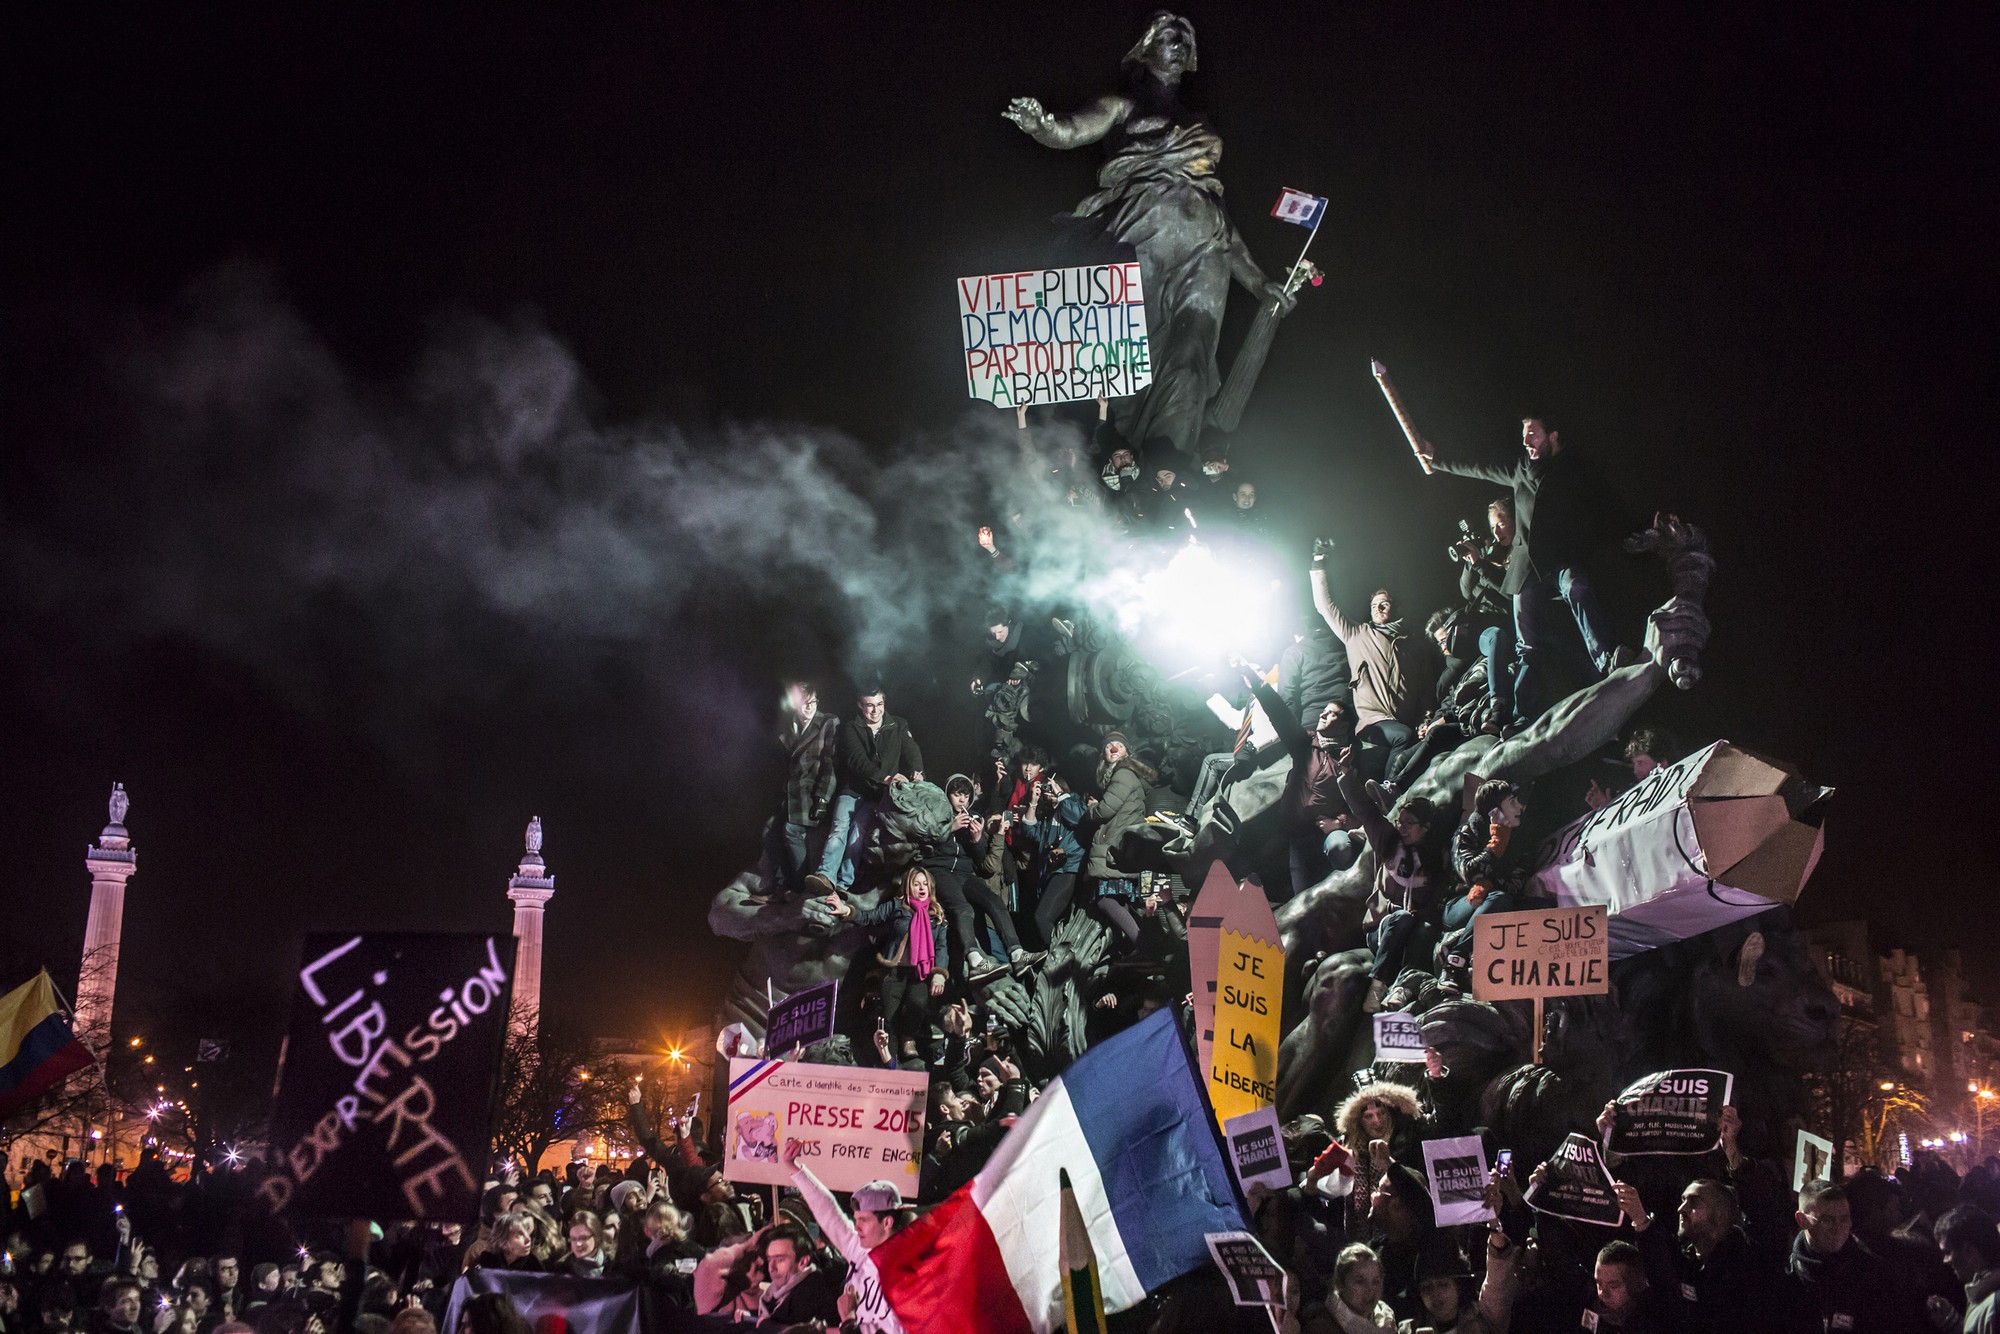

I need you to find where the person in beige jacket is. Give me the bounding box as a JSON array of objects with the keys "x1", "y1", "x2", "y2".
[{"x1": 1309, "y1": 539, "x2": 1438, "y2": 788}]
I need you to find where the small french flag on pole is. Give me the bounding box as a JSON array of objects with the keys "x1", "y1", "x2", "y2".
[{"x1": 1271, "y1": 187, "x2": 1327, "y2": 228}]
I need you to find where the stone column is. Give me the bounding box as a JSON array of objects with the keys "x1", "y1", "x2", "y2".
[
  {"x1": 507, "y1": 817, "x2": 554, "y2": 1036},
  {"x1": 75, "y1": 783, "x2": 137, "y2": 1056}
]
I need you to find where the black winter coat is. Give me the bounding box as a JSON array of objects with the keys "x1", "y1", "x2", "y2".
[
  {"x1": 833, "y1": 716, "x2": 924, "y2": 800},
  {"x1": 1784, "y1": 1234, "x2": 1920, "y2": 1334},
  {"x1": 1433, "y1": 447, "x2": 1614, "y2": 594},
  {"x1": 1276, "y1": 623, "x2": 1352, "y2": 725}
]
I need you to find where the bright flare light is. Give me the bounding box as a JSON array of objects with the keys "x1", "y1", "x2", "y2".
[{"x1": 1093, "y1": 537, "x2": 1285, "y2": 673}]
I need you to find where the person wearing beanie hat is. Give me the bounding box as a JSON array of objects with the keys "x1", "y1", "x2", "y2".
[
  {"x1": 607, "y1": 1179, "x2": 644, "y2": 1215},
  {"x1": 780, "y1": 1139, "x2": 905, "y2": 1333},
  {"x1": 924, "y1": 772, "x2": 1037, "y2": 981},
  {"x1": 244, "y1": 1265, "x2": 280, "y2": 1308},
  {"x1": 1408, "y1": 1232, "x2": 1528, "y2": 1334}
]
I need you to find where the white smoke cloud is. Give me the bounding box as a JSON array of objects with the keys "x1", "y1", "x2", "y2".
[{"x1": 17, "y1": 269, "x2": 1272, "y2": 707}]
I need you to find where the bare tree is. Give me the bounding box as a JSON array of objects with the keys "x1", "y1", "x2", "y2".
[
  {"x1": 1808, "y1": 1007, "x2": 1936, "y2": 1175},
  {"x1": 490, "y1": 1012, "x2": 627, "y2": 1172}
]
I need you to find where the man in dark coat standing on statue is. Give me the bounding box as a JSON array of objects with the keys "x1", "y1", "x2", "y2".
[{"x1": 1414, "y1": 416, "x2": 1635, "y2": 719}]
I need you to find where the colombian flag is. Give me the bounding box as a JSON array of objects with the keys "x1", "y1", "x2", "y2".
[{"x1": 0, "y1": 971, "x2": 95, "y2": 1118}]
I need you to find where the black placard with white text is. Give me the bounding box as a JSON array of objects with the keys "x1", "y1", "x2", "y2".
[
  {"x1": 1608, "y1": 1069, "x2": 1734, "y2": 1156},
  {"x1": 263, "y1": 933, "x2": 513, "y2": 1222},
  {"x1": 1524, "y1": 1132, "x2": 1624, "y2": 1228},
  {"x1": 765, "y1": 980, "x2": 838, "y2": 1056}
]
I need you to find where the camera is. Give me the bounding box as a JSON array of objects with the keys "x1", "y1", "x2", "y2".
[{"x1": 1447, "y1": 519, "x2": 1488, "y2": 562}]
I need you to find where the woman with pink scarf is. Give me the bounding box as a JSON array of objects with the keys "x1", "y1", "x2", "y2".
[{"x1": 824, "y1": 867, "x2": 952, "y2": 1066}]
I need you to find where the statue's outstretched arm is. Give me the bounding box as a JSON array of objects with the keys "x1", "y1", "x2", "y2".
[
  {"x1": 1225, "y1": 222, "x2": 1297, "y2": 311},
  {"x1": 708, "y1": 870, "x2": 841, "y2": 942},
  {"x1": 1003, "y1": 94, "x2": 1128, "y2": 149}
]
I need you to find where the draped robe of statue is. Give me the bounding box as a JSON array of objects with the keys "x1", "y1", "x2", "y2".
[
  {"x1": 1070, "y1": 114, "x2": 1244, "y2": 462},
  {"x1": 1008, "y1": 14, "x2": 1286, "y2": 465}
]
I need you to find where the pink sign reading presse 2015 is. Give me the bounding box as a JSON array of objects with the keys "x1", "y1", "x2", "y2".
[
  {"x1": 724, "y1": 1057, "x2": 929, "y2": 1194},
  {"x1": 957, "y1": 262, "x2": 1152, "y2": 408}
]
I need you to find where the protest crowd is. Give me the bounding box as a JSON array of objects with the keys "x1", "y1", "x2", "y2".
[{"x1": 7, "y1": 408, "x2": 1999, "y2": 1334}]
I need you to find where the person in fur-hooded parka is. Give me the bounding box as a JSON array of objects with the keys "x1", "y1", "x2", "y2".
[{"x1": 1335, "y1": 1080, "x2": 1425, "y2": 1171}]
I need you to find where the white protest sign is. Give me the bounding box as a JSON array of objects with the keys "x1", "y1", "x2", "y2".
[
  {"x1": 1204, "y1": 1231, "x2": 1287, "y2": 1309},
  {"x1": 1373, "y1": 1011, "x2": 1427, "y2": 1063},
  {"x1": 1421, "y1": 1136, "x2": 1495, "y2": 1227},
  {"x1": 957, "y1": 263, "x2": 1152, "y2": 407},
  {"x1": 724, "y1": 1058, "x2": 927, "y2": 1194},
  {"x1": 1222, "y1": 1106, "x2": 1292, "y2": 1194},
  {"x1": 1794, "y1": 1129, "x2": 1835, "y2": 1191}
]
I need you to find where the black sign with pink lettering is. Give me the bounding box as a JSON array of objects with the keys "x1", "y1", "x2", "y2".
[{"x1": 263, "y1": 933, "x2": 514, "y2": 1222}]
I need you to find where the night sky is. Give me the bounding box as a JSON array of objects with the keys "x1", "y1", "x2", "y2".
[{"x1": 4, "y1": 6, "x2": 1994, "y2": 1047}]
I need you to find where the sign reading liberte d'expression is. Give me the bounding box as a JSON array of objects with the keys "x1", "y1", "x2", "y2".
[
  {"x1": 264, "y1": 933, "x2": 514, "y2": 1223},
  {"x1": 958, "y1": 263, "x2": 1152, "y2": 408}
]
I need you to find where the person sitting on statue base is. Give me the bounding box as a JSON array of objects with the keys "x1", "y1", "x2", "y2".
[{"x1": 1333, "y1": 746, "x2": 1448, "y2": 1014}]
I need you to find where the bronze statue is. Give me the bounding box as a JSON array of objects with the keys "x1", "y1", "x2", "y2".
[{"x1": 1005, "y1": 13, "x2": 1295, "y2": 463}]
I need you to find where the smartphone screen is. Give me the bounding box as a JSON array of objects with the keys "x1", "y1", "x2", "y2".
[{"x1": 1497, "y1": 1149, "x2": 1514, "y2": 1174}]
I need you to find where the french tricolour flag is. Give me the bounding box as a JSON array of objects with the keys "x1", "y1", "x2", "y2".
[
  {"x1": 873, "y1": 1009, "x2": 1246, "y2": 1333},
  {"x1": 1271, "y1": 187, "x2": 1327, "y2": 228}
]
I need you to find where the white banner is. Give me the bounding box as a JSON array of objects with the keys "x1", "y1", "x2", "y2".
[
  {"x1": 724, "y1": 1058, "x2": 928, "y2": 1194},
  {"x1": 1531, "y1": 742, "x2": 1828, "y2": 957}
]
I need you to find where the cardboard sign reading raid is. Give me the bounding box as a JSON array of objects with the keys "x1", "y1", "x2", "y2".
[
  {"x1": 1222, "y1": 1106, "x2": 1292, "y2": 1194},
  {"x1": 765, "y1": 980, "x2": 838, "y2": 1056},
  {"x1": 1374, "y1": 1011, "x2": 1428, "y2": 1064},
  {"x1": 1471, "y1": 905, "x2": 1609, "y2": 1002},
  {"x1": 1532, "y1": 742, "x2": 1832, "y2": 958},
  {"x1": 957, "y1": 263, "x2": 1151, "y2": 407},
  {"x1": 1524, "y1": 1132, "x2": 1625, "y2": 1228},
  {"x1": 1204, "y1": 1231, "x2": 1287, "y2": 1309},
  {"x1": 1422, "y1": 1136, "x2": 1495, "y2": 1227},
  {"x1": 1608, "y1": 1069, "x2": 1734, "y2": 1155},
  {"x1": 1794, "y1": 1129, "x2": 1835, "y2": 1191},
  {"x1": 263, "y1": 933, "x2": 514, "y2": 1222},
  {"x1": 724, "y1": 1058, "x2": 928, "y2": 1194}
]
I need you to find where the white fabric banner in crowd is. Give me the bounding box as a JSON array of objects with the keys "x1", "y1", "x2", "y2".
[{"x1": 1530, "y1": 741, "x2": 1831, "y2": 957}]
